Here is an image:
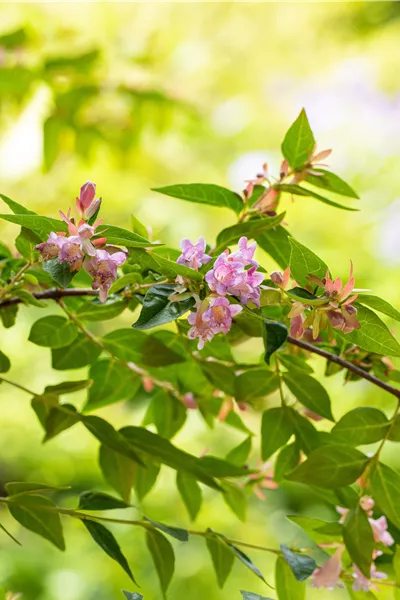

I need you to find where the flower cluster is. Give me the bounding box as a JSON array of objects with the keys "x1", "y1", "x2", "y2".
[
  {"x1": 176, "y1": 236, "x2": 264, "y2": 349},
  {"x1": 271, "y1": 263, "x2": 360, "y2": 340},
  {"x1": 35, "y1": 181, "x2": 127, "y2": 302},
  {"x1": 312, "y1": 495, "x2": 392, "y2": 592}
]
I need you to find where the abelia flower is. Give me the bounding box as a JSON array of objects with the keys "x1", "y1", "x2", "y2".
[
  {"x1": 76, "y1": 181, "x2": 100, "y2": 218},
  {"x1": 181, "y1": 392, "x2": 198, "y2": 409},
  {"x1": 59, "y1": 236, "x2": 85, "y2": 271},
  {"x1": 176, "y1": 237, "x2": 212, "y2": 270},
  {"x1": 84, "y1": 248, "x2": 127, "y2": 302},
  {"x1": 187, "y1": 296, "x2": 243, "y2": 349},
  {"x1": 352, "y1": 563, "x2": 387, "y2": 592},
  {"x1": 270, "y1": 267, "x2": 290, "y2": 288},
  {"x1": 59, "y1": 210, "x2": 104, "y2": 257},
  {"x1": 312, "y1": 547, "x2": 344, "y2": 589},
  {"x1": 35, "y1": 232, "x2": 66, "y2": 261},
  {"x1": 244, "y1": 162, "x2": 268, "y2": 199},
  {"x1": 369, "y1": 515, "x2": 394, "y2": 547}
]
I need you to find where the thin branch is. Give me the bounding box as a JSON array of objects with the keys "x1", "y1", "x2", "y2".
[
  {"x1": 287, "y1": 335, "x2": 400, "y2": 400},
  {"x1": 0, "y1": 287, "x2": 99, "y2": 308}
]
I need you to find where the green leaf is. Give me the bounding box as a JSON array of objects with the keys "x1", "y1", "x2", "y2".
[
  {"x1": 289, "y1": 238, "x2": 328, "y2": 288},
  {"x1": 152, "y1": 183, "x2": 244, "y2": 214},
  {"x1": 343, "y1": 507, "x2": 374, "y2": 577},
  {"x1": 370, "y1": 461, "x2": 400, "y2": 529},
  {"x1": 0, "y1": 213, "x2": 67, "y2": 239},
  {"x1": 281, "y1": 108, "x2": 315, "y2": 170},
  {"x1": 44, "y1": 380, "x2": 92, "y2": 395},
  {"x1": 280, "y1": 544, "x2": 316, "y2": 581},
  {"x1": 227, "y1": 541, "x2": 268, "y2": 585},
  {"x1": 0, "y1": 520, "x2": 22, "y2": 546},
  {"x1": 15, "y1": 227, "x2": 41, "y2": 261},
  {"x1": 282, "y1": 373, "x2": 334, "y2": 421},
  {"x1": 275, "y1": 555, "x2": 305, "y2": 600},
  {"x1": 44, "y1": 404, "x2": 80, "y2": 441},
  {"x1": 149, "y1": 390, "x2": 187, "y2": 439},
  {"x1": 196, "y1": 455, "x2": 251, "y2": 478},
  {"x1": 278, "y1": 354, "x2": 313, "y2": 374},
  {"x1": 132, "y1": 248, "x2": 203, "y2": 281},
  {"x1": 131, "y1": 214, "x2": 149, "y2": 239},
  {"x1": 0, "y1": 305, "x2": 18, "y2": 329},
  {"x1": 221, "y1": 481, "x2": 247, "y2": 521},
  {"x1": 76, "y1": 298, "x2": 128, "y2": 321},
  {"x1": 146, "y1": 528, "x2": 175, "y2": 595},
  {"x1": 82, "y1": 416, "x2": 144, "y2": 466},
  {"x1": 94, "y1": 223, "x2": 158, "y2": 248},
  {"x1": 0, "y1": 193, "x2": 37, "y2": 215},
  {"x1": 84, "y1": 359, "x2": 140, "y2": 411},
  {"x1": 241, "y1": 593, "x2": 272, "y2": 600},
  {"x1": 331, "y1": 407, "x2": 389, "y2": 446},
  {"x1": 261, "y1": 407, "x2": 293, "y2": 460},
  {"x1": 274, "y1": 443, "x2": 300, "y2": 483},
  {"x1": 43, "y1": 258, "x2": 76, "y2": 287},
  {"x1": 133, "y1": 284, "x2": 195, "y2": 330},
  {"x1": 82, "y1": 519, "x2": 136, "y2": 582},
  {"x1": 201, "y1": 362, "x2": 236, "y2": 396},
  {"x1": 109, "y1": 273, "x2": 142, "y2": 294},
  {"x1": 144, "y1": 516, "x2": 188, "y2": 542},
  {"x1": 336, "y1": 305, "x2": 400, "y2": 357},
  {"x1": 257, "y1": 226, "x2": 292, "y2": 269},
  {"x1": 14, "y1": 289, "x2": 46, "y2": 308},
  {"x1": 226, "y1": 437, "x2": 252, "y2": 466},
  {"x1": 99, "y1": 445, "x2": 136, "y2": 503},
  {"x1": 216, "y1": 213, "x2": 286, "y2": 251},
  {"x1": 263, "y1": 321, "x2": 288, "y2": 364},
  {"x1": 357, "y1": 294, "x2": 400, "y2": 322},
  {"x1": 0, "y1": 350, "x2": 10, "y2": 373},
  {"x1": 277, "y1": 183, "x2": 358, "y2": 211},
  {"x1": 51, "y1": 335, "x2": 101, "y2": 370},
  {"x1": 8, "y1": 494, "x2": 65, "y2": 550},
  {"x1": 122, "y1": 592, "x2": 143, "y2": 600},
  {"x1": 286, "y1": 445, "x2": 368, "y2": 488},
  {"x1": 206, "y1": 532, "x2": 235, "y2": 588},
  {"x1": 306, "y1": 169, "x2": 359, "y2": 198},
  {"x1": 78, "y1": 491, "x2": 130, "y2": 511},
  {"x1": 28, "y1": 315, "x2": 78, "y2": 349},
  {"x1": 235, "y1": 369, "x2": 280, "y2": 403},
  {"x1": 133, "y1": 460, "x2": 161, "y2": 501},
  {"x1": 176, "y1": 472, "x2": 202, "y2": 521},
  {"x1": 5, "y1": 482, "x2": 67, "y2": 496},
  {"x1": 102, "y1": 328, "x2": 185, "y2": 367},
  {"x1": 286, "y1": 408, "x2": 320, "y2": 455},
  {"x1": 120, "y1": 426, "x2": 220, "y2": 490}
]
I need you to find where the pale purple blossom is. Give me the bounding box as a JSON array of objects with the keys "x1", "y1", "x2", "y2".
[
  {"x1": 352, "y1": 563, "x2": 387, "y2": 592},
  {"x1": 35, "y1": 232, "x2": 66, "y2": 261},
  {"x1": 84, "y1": 248, "x2": 127, "y2": 302},
  {"x1": 370, "y1": 516, "x2": 394, "y2": 547},
  {"x1": 59, "y1": 236, "x2": 85, "y2": 271},
  {"x1": 188, "y1": 297, "x2": 243, "y2": 349},
  {"x1": 312, "y1": 547, "x2": 344, "y2": 590},
  {"x1": 176, "y1": 237, "x2": 212, "y2": 270}
]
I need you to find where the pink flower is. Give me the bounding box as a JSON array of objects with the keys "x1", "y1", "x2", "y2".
[
  {"x1": 84, "y1": 249, "x2": 127, "y2": 302},
  {"x1": 35, "y1": 232, "x2": 66, "y2": 261},
  {"x1": 176, "y1": 237, "x2": 212, "y2": 270},
  {"x1": 369, "y1": 516, "x2": 394, "y2": 547},
  {"x1": 187, "y1": 297, "x2": 243, "y2": 349},
  {"x1": 312, "y1": 547, "x2": 344, "y2": 590},
  {"x1": 360, "y1": 495, "x2": 375, "y2": 514},
  {"x1": 248, "y1": 461, "x2": 278, "y2": 499},
  {"x1": 352, "y1": 563, "x2": 387, "y2": 592},
  {"x1": 76, "y1": 181, "x2": 100, "y2": 218},
  {"x1": 59, "y1": 236, "x2": 85, "y2": 271},
  {"x1": 270, "y1": 267, "x2": 290, "y2": 288},
  {"x1": 181, "y1": 392, "x2": 198, "y2": 409},
  {"x1": 230, "y1": 237, "x2": 258, "y2": 267},
  {"x1": 289, "y1": 313, "x2": 305, "y2": 339}
]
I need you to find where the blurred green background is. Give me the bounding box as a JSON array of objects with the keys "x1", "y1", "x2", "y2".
[{"x1": 1, "y1": 2, "x2": 400, "y2": 598}]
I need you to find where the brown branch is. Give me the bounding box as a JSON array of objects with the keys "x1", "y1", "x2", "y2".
[
  {"x1": 1, "y1": 286, "x2": 400, "y2": 400},
  {"x1": 288, "y1": 335, "x2": 400, "y2": 400}
]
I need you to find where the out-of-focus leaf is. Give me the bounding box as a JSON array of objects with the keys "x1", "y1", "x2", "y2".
[
  {"x1": 226, "y1": 437, "x2": 252, "y2": 466},
  {"x1": 0, "y1": 193, "x2": 36, "y2": 215},
  {"x1": 286, "y1": 408, "x2": 320, "y2": 455},
  {"x1": 84, "y1": 359, "x2": 141, "y2": 411},
  {"x1": 343, "y1": 507, "x2": 374, "y2": 578},
  {"x1": 216, "y1": 213, "x2": 285, "y2": 250},
  {"x1": 241, "y1": 593, "x2": 272, "y2": 600},
  {"x1": 201, "y1": 361, "x2": 236, "y2": 396},
  {"x1": 274, "y1": 443, "x2": 300, "y2": 483},
  {"x1": 146, "y1": 528, "x2": 175, "y2": 595},
  {"x1": 0, "y1": 350, "x2": 10, "y2": 373},
  {"x1": 28, "y1": 315, "x2": 78, "y2": 349},
  {"x1": 206, "y1": 532, "x2": 235, "y2": 588},
  {"x1": 44, "y1": 380, "x2": 92, "y2": 395},
  {"x1": 0, "y1": 305, "x2": 18, "y2": 328},
  {"x1": 76, "y1": 298, "x2": 128, "y2": 321},
  {"x1": 261, "y1": 407, "x2": 293, "y2": 460},
  {"x1": 221, "y1": 481, "x2": 247, "y2": 521},
  {"x1": 176, "y1": 472, "x2": 202, "y2": 521},
  {"x1": 235, "y1": 369, "x2": 279, "y2": 403},
  {"x1": 51, "y1": 335, "x2": 101, "y2": 370},
  {"x1": 280, "y1": 544, "x2": 316, "y2": 581},
  {"x1": 153, "y1": 183, "x2": 244, "y2": 213},
  {"x1": 8, "y1": 494, "x2": 65, "y2": 550},
  {"x1": 44, "y1": 404, "x2": 80, "y2": 441},
  {"x1": 275, "y1": 555, "x2": 305, "y2": 600},
  {"x1": 370, "y1": 461, "x2": 400, "y2": 529},
  {"x1": 102, "y1": 328, "x2": 185, "y2": 366},
  {"x1": 122, "y1": 592, "x2": 143, "y2": 600},
  {"x1": 148, "y1": 389, "x2": 187, "y2": 439},
  {"x1": 99, "y1": 445, "x2": 136, "y2": 503}
]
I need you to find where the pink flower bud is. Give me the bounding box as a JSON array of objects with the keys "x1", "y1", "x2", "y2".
[
  {"x1": 142, "y1": 377, "x2": 154, "y2": 393},
  {"x1": 85, "y1": 197, "x2": 101, "y2": 219},
  {"x1": 182, "y1": 392, "x2": 197, "y2": 409},
  {"x1": 79, "y1": 181, "x2": 96, "y2": 210}
]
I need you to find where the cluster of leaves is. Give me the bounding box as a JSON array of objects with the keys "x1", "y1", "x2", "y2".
[
  {"x1": 1, "y1": 109, "x2": 400, "y2": 598},
  {"x1": 0, "y1": 26, "x2": 195, "y2": 170}
]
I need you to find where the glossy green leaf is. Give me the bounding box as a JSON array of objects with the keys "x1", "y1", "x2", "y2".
[
  {"x1": 94, "y1": 223, "x2": 157, "y2": 248},
  {"x1": 286, "y1": 445, "x2": 368, "y2": 488},
  {"x1": 274, "y1": 443, "x2": 300, "y2": 483},
  {"x1": 235, "y1": 369, "x2": 279, "y2": 403},
  {"x1": 283, "y1": 372, "x2": 334, "y2": 421},
  {"x1": 289, "y1": 238, "x2": 328, "y2": 287},
  {"x1": 277, "y1": 183, "x2": 358, "y2": 211},
  {"x1": 84, "y1": 359, "x2": 140, "y2": 411},
  {"x1": 343, "y1": 507, "x2": 374, "y2": 578},
  {"x1": 153, "y1": 183, "x2": 244, "y2": 213},
  {"x1": 226, "y1": 437, "x2": 252, "y2": 466},
  {"x1": 82, "y1": 519, "x2": 136, "y2": 582},
  {"x1": 44, "y1": 404, "x2": 79, "y2": 441},
  {"x1": 370, "y1": 461, "x2": 400, "y2": 529},
  {"x1": 280, "y1": 544, "x2": 316, "y2": 581},
  {"x1": 43, "y1": 258, "x2": 76, "y2": 287},
  {"x1": 261, "y1": 407, "x2": 293, "y2": 460},
  {"x1": 146, "y1": 528, "x2": 175, "y2": 595},
  {"x1": 216, "y1": 213, "x2": 286, "y2": 250},
  {"x1": 336, "y1": 305, "x2": 400, "y2": 357},
  {"x1": 331, "y1": 407, "x2": 389, "y2": 445},
  {"x1": 0, "y1": 350, "x2": 10, "y2": 373},
  {"x1": 306, "y1": 169, "x2": 359, "y2": 198},
  {"x1": 144, "y1": 516, "x2": 188, "y2": 542},
  {"x1": 240, "y1": 593, "x2": 272, "y2": 600},
  {"x1": 99, "y1": 445, "x2": 136, "y2": 503},
  {"x1": 275, "y1": 555, "x2": 305, "y2": 600},
  {"x1": 357, "y1": 294, "x2": 400, "y2": 322},
  {"x1": 51, "y1": 335, "x2": 101, "y2": 370},
  {"x1": 281, "y1": 108, "x2": 315, "y2": 170},
  {"x1": 133, "y1": 284, "x2": 195, "y2": 330},
  {"x1": 257, "y1": 226, "x2": 292, "y2": 269},
  {"x1": 122, "y1": 592, "x2": 143, "y2": 600},
  {"x1": 206, "y1": 533, "x2": 235, "y2": 588},
  {"x1": 8, "y1": 494, "x2": 65, "y2": 550},
  {"x1": 28, "y1": 315, "x2": 78, "y2": 349},
  {"x1": 176, "y1": 472, "x2": 202, "y2": 521},
  {"x1": 263, "y1": 321, "x2": 288, "y2": 364},
  {"x1": 78, "y1": 491, "x2": 129, "y2": 511}
]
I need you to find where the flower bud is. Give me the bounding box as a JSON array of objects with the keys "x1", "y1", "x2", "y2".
[{"x1": 79, "y1": 181, "x2": 96, "y2": 210}]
